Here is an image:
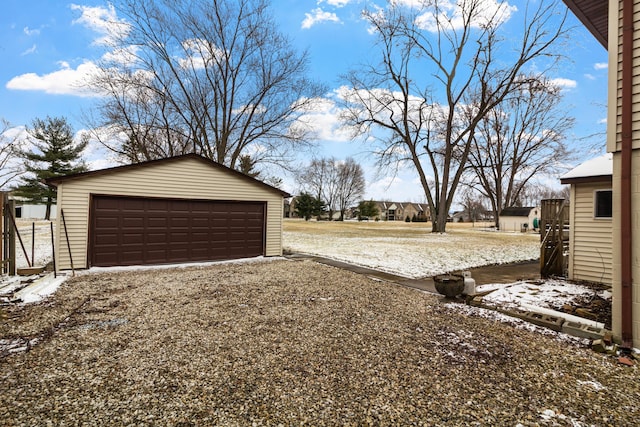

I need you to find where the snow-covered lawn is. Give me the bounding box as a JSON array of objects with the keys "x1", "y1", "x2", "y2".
[
  {"x1": 14, "y1": 220, "x2": 54, "y2": 269},
  {"x1": 284, "y1": 219, "x2": 539, "y2": 278}
]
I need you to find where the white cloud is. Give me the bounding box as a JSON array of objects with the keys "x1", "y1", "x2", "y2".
[
  {"x1": 302, "y1": 8, "x2": 341, "y2": 29},
  {"x1": 6, "y1": 61, "x2": 102, "y2": 97},
  {"x1": 1, "y1": 125, "x2": 27, "y2": 141},
  {"x1": 598, "y1": 118, "x2": 607, "y2": 125},
  {"x1": 23, "y1": 26, "x2": 41, "y2": 36},
  {"x1": 101, "y1": 45, "x2": 139, "y2": 66},
  {"x1": 321, "y1": 0, "x2": 351, "y2": 6},
  {"x1": 70, "y1": 3, "x2": 129, "y2": 46},
  {"x1": 414, "y1": 0, "x2": 517, "y2": 32},
  {"x1": 594, "y1": 62, "x2": 608, "y2": 70},
  {"x1": 294, "y1": 97, "x2": 352, "y2": 142},
  {"x1": 365, "y1": 174, "x2": 426, "y2": 202},
  {"x1": 584, "y1": 73, "x2": 595, "y2": 81},
  {"x1": 549, "y1": 78, "x2": 577, "y2": 89},
  {"x1": 20, "y1": 44, "x2": 37, "y2": 56}
]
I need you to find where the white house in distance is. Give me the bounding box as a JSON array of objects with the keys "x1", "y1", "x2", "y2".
[
  {"x1": 13, "y1": 201, "x2": 57, "y2": 220},
  {"x1": 560, "y1": 153, "x2": 613, "y2": 286},
  {"x1": 498, "y1": 207, "x2": 539, "y2": 232}
]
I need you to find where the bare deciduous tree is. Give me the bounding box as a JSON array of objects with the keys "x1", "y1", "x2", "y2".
[
  {"x1": 88, "y1": 0, "x2": 325, "y2": 169},
  {"x1": 0, "y1": 120, "x2": 24, "y2": 190},
  {"x1": 464, "y1": 76, "x2": 575, "y2": 228},
  {"x1": 336, "y1": 158, "x2": 366, "y2": 220},
  {"x1": 340, "y1": 0, "x2": 569, "y2": 232},
  {"x1": 520, "y1": 182, "x2": 570, "y2": 207},
  {"x1": 297, "y1": 157, "x2": 365, "y2": 220}
]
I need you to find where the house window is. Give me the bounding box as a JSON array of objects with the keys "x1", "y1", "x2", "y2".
[{"x1": 594, "y1": 190, "x2": 612, "y2": 218}]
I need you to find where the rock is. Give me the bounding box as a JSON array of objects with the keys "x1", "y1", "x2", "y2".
[
  {"x1": 592, "y1": 339, "x2": 606, "y2": 353},
  {"x1": 575, "y1": 308, "x2": 598, "y2": 321},
  {"x1": 618, "y1": 356, "x2": 636, "y2": 366}
]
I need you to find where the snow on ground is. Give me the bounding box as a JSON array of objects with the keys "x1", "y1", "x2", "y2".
[
  {"x1": 477, "y1": 279, "x2": 610, "y2": 313},
  {"x1": 14, "y1": 221, "x2": 53, "y2": 269},
  {"x1": 284, "y1": 219, "x2": 613, "y2": 331},
  {"x1": 13, "y1": 274, "x2": 68, "y2": 304},
  {"x1": 284, "y1": 220, "x2": 539, "y2": 278},
  {"x1": 5, "y1": 218, "x2": 612, "y2": 335},
  {"x1": 444, "y1": 302, "x2": 590, "y2": 347}
]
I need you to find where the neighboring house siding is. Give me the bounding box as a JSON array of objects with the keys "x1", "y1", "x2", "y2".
[
  {"x1": 54, "y1": 157, "x2": 284, "y2": 270},
  {"x1": 499, "y1": 216, "x2": 528, "y2": 232},
  {"x1": 15, "y1": 204, "x2": 57, "y2": 219},
  {"x1": 569, "y1": 181, "x2": 613, "y2": 285}
]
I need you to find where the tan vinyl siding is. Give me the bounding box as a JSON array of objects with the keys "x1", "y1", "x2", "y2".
[
  {"x1": 608, "y1": 0, "x2": 640, "y2": 349},
  {"x1": 54, "y1": 157, "x2": 284, "y2": 270},
  {"x1": 608, "y1": 0, "x2": 640, "y2": 152},
  {"x1": 568, "y1": 181, "x2": 613, "y2": 285}
]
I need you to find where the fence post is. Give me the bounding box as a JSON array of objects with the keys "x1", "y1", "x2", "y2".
[
  {"x1": 0, "y1": 192, "x2": 3, "y2": 275},
  {"x1": 6, "y1": 199, "x2": 16, "y2": 275}
]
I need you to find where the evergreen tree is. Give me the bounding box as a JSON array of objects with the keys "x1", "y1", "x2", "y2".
[
  {"x1": 357, "y1": 200, "x2": 379, "y2": 220},
  {"x1": 13, "y1": 116, "x2": 88, "y2": 220},
  {"x1": 237, "y1": 154, "x2": 260, "y2": 178},
  {"x1": 294, "y1": 192, "x2": 325, "y2": 221}
]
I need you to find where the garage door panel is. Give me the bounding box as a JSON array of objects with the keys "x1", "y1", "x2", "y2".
[{"x1": 91, "y1": 196, "x2": 265, "y2": 267}]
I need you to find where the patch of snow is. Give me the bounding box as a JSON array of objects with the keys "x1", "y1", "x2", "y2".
[
  {"x1": 15, "y1": 222, "x2": 54, "y2": 269},
  {"x1": 577, "y1": 380, "x2": 605, "y2": 392},
  {"x1": 539, "y1": 408, "x2": 593, "y2": 427},
  {"x1": 444, "y1": 303, "x2": 590, "y2": 347},
  {"x1": 79, "y1": 256, "x2": 287, "y2": 276},
  {"x1": 14, "y1": 273, "x2": 68, "y2": 304},
  {"x1": 560, "y1": 153, "x2": 612, "y2": 180},
  {"x1": 599, "y1": 290, "x2": 612, "y2": 300},
  {"x1": 478, "y1": 279, "x2": 599, "y2": 311},
  {"x1": 0, "y1": 338, "x2": 40, "y2": 355}
]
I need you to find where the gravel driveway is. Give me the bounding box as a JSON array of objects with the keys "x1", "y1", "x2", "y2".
[{"x1": 1, "y1": 259, "x2": 638, "y2": 425}]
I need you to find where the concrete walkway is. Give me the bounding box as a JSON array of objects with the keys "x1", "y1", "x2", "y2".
[
  {"x1": 286, "y1": 253, "x2": 439, "y2": 293},
  {"x1": 286, "y1": 253, "x2": 541, "y2": 294}
]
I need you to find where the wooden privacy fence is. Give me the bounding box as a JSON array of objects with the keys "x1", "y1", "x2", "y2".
[{"x1": 540, "y1": 199, "x2": 570, "y2": 278}]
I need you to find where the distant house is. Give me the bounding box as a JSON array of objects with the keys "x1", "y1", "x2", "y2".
[
  {"x1": 451, "y1": 211, "x2": 469, "y2": 223},
  {"x1": 373, "y1": 201, "x2": 430, "y2": 221},
  {"x1": 12, "y1": 198, "x2": 57, "y2": 220},
  {"x1": 560, "y1": 153, "x2": 613, "y2": 286},
  {"x1": 499, "y1": 207, "x2": 539, "y2": 232}
]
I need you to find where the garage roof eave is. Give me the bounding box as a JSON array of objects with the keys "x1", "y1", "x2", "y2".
[
  {"x1": 46, "y1": 154, "x2": 292, "y2": 198},
  {"x1": 562, "y1": 0, "x2": 608, "y2": 49}
]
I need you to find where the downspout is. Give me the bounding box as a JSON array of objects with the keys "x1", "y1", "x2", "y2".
[{"x1": 621, "y1": 0, "x2": 634, "y2": 348}]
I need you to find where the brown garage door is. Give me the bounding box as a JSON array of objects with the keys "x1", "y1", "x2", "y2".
[{"x1": 90, "y1": 196, "x2": 265, "y2": 267}]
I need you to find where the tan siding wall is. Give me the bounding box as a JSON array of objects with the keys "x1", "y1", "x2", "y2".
[
  {"x1": 568, "y1": 181, "x2": 613, "y2": 285},
  {"x1": 54, "y1": 157, "x2": 284, "y2": 270},
  {"x1": 611, "y1": 150, "x2": 640, "y2": 347},
  {"x1": 608, "y1": 0, "x2": 640, "y2": 152},
  {"x1": 608, "y1": 0, "x2": 640, "y2": 350}
]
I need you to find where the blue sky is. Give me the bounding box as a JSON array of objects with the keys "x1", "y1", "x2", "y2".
[{"x1": 0, "y1": 0, "x2": 608, "y2": 202}]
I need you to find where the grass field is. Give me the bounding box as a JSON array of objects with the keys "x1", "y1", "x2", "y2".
[{"x1": 283, "y1": 219, "x2": 540, "y2": 278}]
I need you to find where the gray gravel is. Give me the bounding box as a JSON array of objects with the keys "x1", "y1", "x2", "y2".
[{"x1": 1, "y1": 259, "x2": 639, "y2": 426}]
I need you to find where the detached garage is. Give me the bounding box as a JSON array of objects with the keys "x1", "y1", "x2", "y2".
[{"x1": 47, "y1": 154, "x2": 290, "y2": 271}]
